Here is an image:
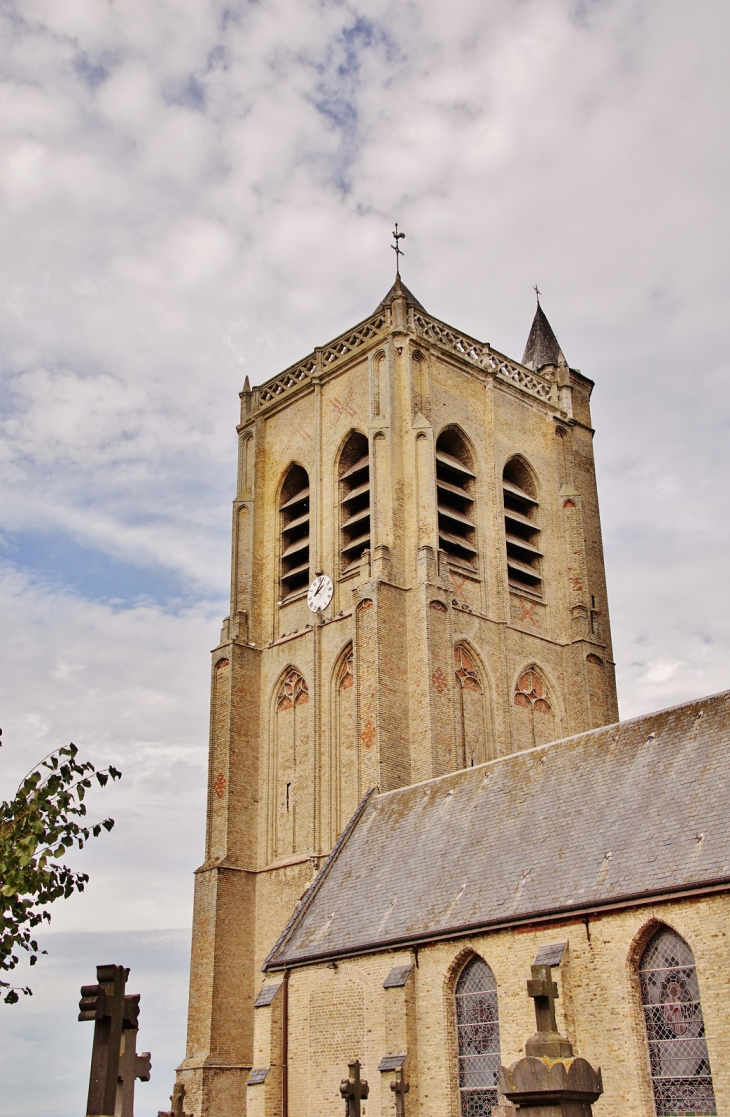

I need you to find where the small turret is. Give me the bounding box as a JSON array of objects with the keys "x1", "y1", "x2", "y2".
[{"x1": 522, "y1": 301, "x2": 565, "y2": 372}]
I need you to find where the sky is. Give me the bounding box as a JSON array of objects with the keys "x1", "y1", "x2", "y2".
[{"x1": 0, "y1": 0, "x2": 728, "y2": 1114}]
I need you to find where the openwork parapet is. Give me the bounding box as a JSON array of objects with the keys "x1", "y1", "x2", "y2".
[
  {"x1": 254, "y1": 306, "x2": 554, "y2": 411},
  {"x1": 412, "y1": 313, "x2": 555, "y2": 403}
]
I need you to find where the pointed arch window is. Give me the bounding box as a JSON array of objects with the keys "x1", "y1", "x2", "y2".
[
  {"x1": 280, "y1": 465, "x2": 310, "y2": 597},
  {"x1": 503, "y1": 458, "x2": 542, "y2": 594},
  {"x1": 277, "y1": 669, "x2": 309, "y2": 711},
  {"x1": 454, "y1": 646, "x2": 489, "y2": 767},
  {"x1": 639, "y1": 926, "x2": 716, "y2": 1116},
  {"x1": 334, "y1": 645, "x2": 357, "y2": 837},
  {"x1": 455, "y1": 956, "x2": 501, "y2": 1117},
  {"x1": 436, "y1": 429, "x2": 477, "y2": 567},
  {"x1": 513, "y1": 666, "x2": 557, "y2": 749},
  {"x1": 339, "y1": 432, "x2": 371, "y2": 570}
]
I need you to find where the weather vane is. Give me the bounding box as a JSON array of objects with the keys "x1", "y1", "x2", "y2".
[
  {"x1": 392, "y1": 223, "x2": 405, "y2": 275},
  {"x1": 533, "y1": 284, "x2": 541, "y2": 304}
]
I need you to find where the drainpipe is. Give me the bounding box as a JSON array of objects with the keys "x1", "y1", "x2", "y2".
[{"x1": 282, "y1": 968, "x2": 290, "y2": 1117}]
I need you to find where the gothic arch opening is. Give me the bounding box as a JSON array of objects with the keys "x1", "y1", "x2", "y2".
[
  {"x1": 453, "y1": 955, "x2": 501, "y2": 1117},
  {"x1": 279, "y1": 463, "x2": 310, "y2": 598},
  {"x1": 436, "y1": 427, "x2": 477, "y2": 569},
  {"x1": 269, "y1": 667, "x2": 311, "y2": 861},
  {"x1": 638, "y1": 925, "x2": 716, "y2": 1116},
  {"x1": 512, "y1": 664, "x2": 557, "y2": 749},
  {"x1": 454, "y1": 644, "x2": 492, "y2": 767},
  {"x1": 331, "y1": 643, "x2": 357, "y2": 839},
  {"x1": 503, "y1": 456, "x2": 543, "y2": 595},
  {"x1": 339, "y1": 431, "x2": 371, "y2": 571}
]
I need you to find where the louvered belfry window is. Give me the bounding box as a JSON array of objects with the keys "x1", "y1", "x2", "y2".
[
  {"x1": 503, "y1": 458, "x2": 542, "y2": 594},
  {"x1": 639, "y1": 927, "x2": 716, "y2": 1116},
  {"x1": 339, "y1": 432, "x2": 371, "y2": 570},
  {"x1": 279, "y1": 464, "x2": 310, "y2": 597},
  {"x1": 455, "y1": 956, "x2": 501, "y2": 1117},
  {"x1": 436, "y1": 429, "x2": 477, "y2": 567}
]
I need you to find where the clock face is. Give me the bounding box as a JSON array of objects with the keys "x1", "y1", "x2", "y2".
[{"x1": 307, "y1": 574, "x2": 333, "y2": 613}]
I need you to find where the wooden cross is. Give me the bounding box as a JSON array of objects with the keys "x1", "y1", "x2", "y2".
[
  {"x1": 116, "y1": 995, "x2": 151, "y2": 1117},
  {"x1": 391, "y1": 224, "x2": 405, "y2": 275},
  {"x1": 526, "y1": 963, "x2": 559, "y2": 1034},
  {"x1": 390, "y1": 1067, "x2": 410, "y2": 1117},
  {"x1": 340, "y1": 1059, "x2": 369, "y2": 1117},
  {"x1": 79, "y1": 963, "x2": 128, "y2": 1117}
]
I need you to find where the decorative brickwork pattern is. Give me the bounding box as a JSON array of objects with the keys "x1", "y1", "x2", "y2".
[
  {"x1": 334, "y1": 647, "x2": 357, "y2": 838},
  {"x1": 208, "y1": 657, "x2": 230, "y2": 860}
]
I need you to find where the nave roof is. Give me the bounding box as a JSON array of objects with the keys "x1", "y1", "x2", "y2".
[{"x1": 265, "y1": 689, "x2": 730, "y2": 969}]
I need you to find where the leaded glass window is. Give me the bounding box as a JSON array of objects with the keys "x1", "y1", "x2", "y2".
[
  {"x1": 455, "y1": 956, "x2": 500, "y2": 1117},
  {"x1": 639, "y1": 926, "x2": 716, "y2": 1116}
]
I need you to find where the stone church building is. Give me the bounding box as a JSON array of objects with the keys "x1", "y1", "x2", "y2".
[{"x1": 176, "y1": 273, "x2": 729, "y2": 1117}]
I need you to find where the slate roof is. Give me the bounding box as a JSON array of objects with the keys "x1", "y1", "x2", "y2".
[
  {"x1": 265, "y1": 690, "x2": 730, "y2": 970},
  {"x1": 522, "y1": 303, "x2": 564, "y2": 370}
]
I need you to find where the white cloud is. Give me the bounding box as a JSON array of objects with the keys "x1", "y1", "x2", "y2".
[{"x1": 0, "y1": 0, "x2": 728, "y2": 1107}]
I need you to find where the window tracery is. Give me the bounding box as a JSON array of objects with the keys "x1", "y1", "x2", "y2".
[
  {"x1": 277, "y1": 669, "x2": 309, "y2": 711},
  {"x1": 639, "y1": 926, "x2": 716, "y2": 1116},
  {"x1": 339, "y1": 649, "x2": 354, "y2": 691},
  {"x1": 455, "y1": 956, "x2": 500, "y2": 1117},
  {"x1": 513, "y1": 668, "x2": 552, "y2": 714},
  {"x1": 455, "y1": 646, "x2": 481, "y2": 692}
]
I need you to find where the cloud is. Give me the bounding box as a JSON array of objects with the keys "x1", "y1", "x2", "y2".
[{"x1": 0, "y1": 0, "x2": 728, "y2": 1108}]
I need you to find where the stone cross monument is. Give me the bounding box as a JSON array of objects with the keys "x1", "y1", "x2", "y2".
[
  {"x1": 78, "y1": 964, "x2": 151, "y2": 1117},
  {"x1": 390, "y1": 1066, "x2": 410, "y2": 1117},
  {"x1": 340, "y1": 1059, "x2": 369, "y2": 1117},
  {"x1": 496, "y1": 962, "x2": 603, "y2": 1116}
]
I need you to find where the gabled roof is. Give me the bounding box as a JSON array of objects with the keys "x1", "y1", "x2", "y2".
[
  {"x1": 265, "y1": 690, "x2": 730, "y2": 969},
  {"x1": 374, "y1": 272, "x2": 427, "y2": 314},
  {"x1": 522, "y1": 303, "x2": 564, "y2": 371}
]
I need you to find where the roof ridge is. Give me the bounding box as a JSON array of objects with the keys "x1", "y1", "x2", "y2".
[{"x1": 375, "y1": 687, "x2": 730, "y2": 801}]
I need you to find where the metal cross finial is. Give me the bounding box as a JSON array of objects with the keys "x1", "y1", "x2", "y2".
[
  {"x1": 533, "y1": 284, "x2": 541, "y2": 304},
  {"x1": 392, "y1": 223, "x2": 406, "y2": 275}
]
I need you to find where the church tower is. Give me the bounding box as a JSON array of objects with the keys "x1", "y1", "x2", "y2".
[{"x1": 178, "y1": 273, "x2": 618, "y2": 1116}]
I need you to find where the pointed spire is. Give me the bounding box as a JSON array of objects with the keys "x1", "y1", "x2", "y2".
[
  {"x1": 243, "y1": 375, "x2": 251, "y2": 393},
  {"x1": 375, "y1": 272, "x2": 427, "y2": 315},
  {"x1": 522, "y1": 300, "x2": 565, "y2": 371}
]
